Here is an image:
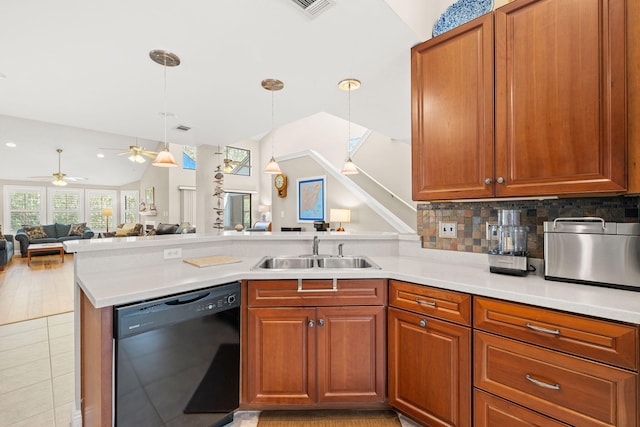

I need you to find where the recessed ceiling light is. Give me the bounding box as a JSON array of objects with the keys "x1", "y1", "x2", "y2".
[
  {"x1": 0, "y1": 72, "x2": 6, "y2": 79},
  {"x1": 6, "y1": 142, "x2": 16, "y2": 147},
  {"x1": 97, "y1": 153, "x2": 105, "y2": 158}
]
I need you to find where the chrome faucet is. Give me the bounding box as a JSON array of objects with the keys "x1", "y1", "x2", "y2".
[
  {"x1": 312, "y1": 236, "x2": 319, "y2": 256},
  {"x1": 338, "y1": 243, "x2": 344, "y2": 257}
]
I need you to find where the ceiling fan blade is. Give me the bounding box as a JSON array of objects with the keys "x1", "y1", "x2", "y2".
[
  {"x1": 64, "y1": 176, "x2": 88, "y2": 181},
  {"x1": 29, "y1": 175, "x2": 56, "y2": 179}
]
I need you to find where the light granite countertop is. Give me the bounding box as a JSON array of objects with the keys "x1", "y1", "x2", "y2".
[{"x1": 67, "y1": 232, "x2": 640, "y2": 324}]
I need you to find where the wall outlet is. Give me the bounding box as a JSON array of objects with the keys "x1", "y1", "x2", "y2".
[
  {"x1": 164, "y1": 248, "x2": 182, "y2": 260},
  {"x1": 439, "y1": 222, "x2": 457, "y2": 238},
  {"x1": 486, "y1": 222, "x2": 498, "y2": 241}
]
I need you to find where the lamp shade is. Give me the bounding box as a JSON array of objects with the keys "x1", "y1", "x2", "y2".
[
  {"x1": 264, "y1": 156, "x2": 281, "y2": 174},
  {"x1": 340, "y1": 158, "x2": 358, "y2": 175},
  {"x1": 330, "y1": 209, "x2": 351, "y2": 223},
  {"x1": 101, "y1": 208, "x2": 113, "y2": 217},
  {"x1": 152, "y1": 149, "x2": 178, "y2": 167}
]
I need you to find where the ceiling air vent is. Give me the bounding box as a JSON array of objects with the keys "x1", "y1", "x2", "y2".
[
  {"x1": 175, "y1": 124, "x2": 191, "y2": 132},
  {"x1": 290, "y1": 0, "x2": 335, "y2": 18}
]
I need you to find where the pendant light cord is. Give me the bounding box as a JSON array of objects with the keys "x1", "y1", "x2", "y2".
[
  {"x1": 271, "y1": 88, "x2": 275, "y2": 157},
  {"x1": 163, "y1": 58, "x2": 168, "y2": 151},
  {"x1": 347, "y1": 81, "x2": 351, "y2": 158}
]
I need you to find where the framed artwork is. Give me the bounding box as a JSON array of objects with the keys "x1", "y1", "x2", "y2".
[
  {"x1": 297, "y1": 176, "x2": 326, "y2": 222},
  {"x1": 145, "y1": 187, "x2": 155, "y2": 207}
]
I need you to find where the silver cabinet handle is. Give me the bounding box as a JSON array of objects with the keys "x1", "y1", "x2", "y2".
[
  {"x1": 297, "y1": 278, "x2": 338, "y2": 293},
  {"x1": 526, "y1": 323, "x2": 560, "y2": 335},
  {"x1": 416, "y1": 298, "x2": 436, "y2": 307},
  {"x1": 419, "y1": 319, "x2": 427, "y2": 328},
  {"x1": 318, "y1": 319, "x2": 324, "y2": 327},
  {"x1": 496, "y1": 177, "x2": 505, "y2": 184},
  {"x1": 525, "y1": 374, "x2": 560, "y2": 390},
  {"x1": 308, "y1": 320, "x2": 315, "y2": 328},
  {"x1": 484, "y1": 178, "x2": 493, "y2": 185}
]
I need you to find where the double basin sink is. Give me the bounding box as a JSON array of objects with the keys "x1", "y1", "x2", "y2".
[{"x1": 253, "y1": 255, "x2": 380, "y2": 270}]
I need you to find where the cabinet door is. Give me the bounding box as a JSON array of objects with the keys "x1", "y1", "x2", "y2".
[
  {"x1": 316, "y1": 306, "x2": 386, "y2": 403},
  {"x1": 411, "y1": 13, "x2": 495, "y2": 200},
  {"x1": 494, "y1": 0, "x2": 626, "y2": 196},
  {"x1": 247, "y1": 307, "x2": 316, "y2": 404},
  {"x1": 388, "y1": 307, "x2": 471, "y2": 427}
]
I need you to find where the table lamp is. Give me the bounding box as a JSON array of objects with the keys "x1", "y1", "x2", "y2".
[
  {"x1": 330, "y1": 208, "x2": 351, "y2": 232},
  {"x1": 101, "y1": 208, "x2": 113, "y2": 233}
]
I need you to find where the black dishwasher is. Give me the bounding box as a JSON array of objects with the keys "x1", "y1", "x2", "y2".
[{"x1": 114, "y1": 281, "x2": 240, "y2": 427}]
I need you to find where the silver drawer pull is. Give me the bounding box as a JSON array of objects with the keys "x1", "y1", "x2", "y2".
[
  {"x1": 525, "y1": 374, "x2": 560, "y2": 390},
  {"x1": 525, "y1": 323, "x2": 560, "y2": 335},
  {"x1": 416, "y1": 298, "x2": 436, "y2": 307},
  {"x1": 419, "y1": 319, "x2": 428, "y2": 328},
  {"x1": 297, "y1": 278, "x2": 338, "y2": 293}
]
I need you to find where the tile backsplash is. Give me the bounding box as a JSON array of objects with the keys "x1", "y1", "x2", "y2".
[{"x1": 417, "y1": 196, "x2": 640, "y2": 259}]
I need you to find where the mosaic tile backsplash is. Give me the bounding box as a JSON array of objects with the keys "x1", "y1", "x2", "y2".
[{"x1": 417, "y1": 196, "x2": 640, "y2": 259}]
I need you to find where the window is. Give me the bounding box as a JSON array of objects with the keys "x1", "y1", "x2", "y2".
[
  {"x1": 224, "y1": 146, "x2": 251, "y2": 176},
  {"x1": 224, "y1": 192, "x2": 251, "y2": 229},
  {"x1": 183, "y1": 145, "x2": 196, "y2": 170},
  {"x1": 86, "y1": 190, "x2": 116, "y2": 231},
  {"x1": 120, "y1": 191, "x2": 139, "y2": 224},
  {"x1": 4, "y1": 185, "x2": 46, "y2": 233},
  {"x1": 49, "y1": 189, "x2": 84, "y2": 225}
]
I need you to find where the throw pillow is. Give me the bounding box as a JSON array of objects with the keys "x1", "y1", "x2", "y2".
[
  {"x1": 23, "y1": 225, "x2": 47, "y2": 240},
  {"x1": 0, "y1": 225, "x2": 4, "y2": 240},
  {"x1": 146, "y1": 228, "x2": 157, "y2": 236},
  {"x1": 115, "y1": 223, "x2": 135, "y2": 237},
  {"x1": 156, "y1": 223, "x2": 179, "y2": 235},
  {"x1": 68, "y1": 223, "x2": 87, "y2": 237}
]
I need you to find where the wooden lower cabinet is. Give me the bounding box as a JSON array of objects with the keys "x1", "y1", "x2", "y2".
[
  {"x1": 246, "y1": 304, "x2": 386, "y2": 405},
  {"x1": 387, "y1": 281, "x2": 472, "y2": 427},
  {"x1": 474, "y1": 389, "x2": 570, "y2": 427}
]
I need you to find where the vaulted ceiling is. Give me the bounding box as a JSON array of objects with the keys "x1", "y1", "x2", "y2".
[{"x1": 0, "y1": 0, "x2": 452, "y2": 186}]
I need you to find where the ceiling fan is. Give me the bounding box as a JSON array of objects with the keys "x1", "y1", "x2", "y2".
[
  {"x1": 29, "y1": 148, "x2": 87, "y2": 186},
  {"x1": 101, "y1": 144, "x2": 158, "y2": 163}
]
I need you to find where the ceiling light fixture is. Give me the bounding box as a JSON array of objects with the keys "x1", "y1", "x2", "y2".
[
  {"x1": 6, "y1": 142, "x2": 16, "y2": 148},
  {"x1": 338, "y1": 78, "x2": 361, "y2": 175},
  {"x1": 262, "y1": 78, "x2": 284, "y2": 174},
  {"x1": 150, "y1": 49, "x2": 180, "y2": 168}
]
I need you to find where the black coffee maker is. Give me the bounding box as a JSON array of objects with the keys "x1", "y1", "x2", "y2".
[{"x1": 313, "y1": 221, "x2": 329, "y2": 231}]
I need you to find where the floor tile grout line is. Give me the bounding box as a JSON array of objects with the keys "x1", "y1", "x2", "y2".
[{"x1": 46, "y1": 316, "x2": 58, "y2": 426}]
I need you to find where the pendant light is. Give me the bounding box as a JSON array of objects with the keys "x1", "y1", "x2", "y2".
[
  {"x1": 150, "y1": 49, "x2": 179, "y2": 168},
  {"x1": 338, "y1": 78, "x2": 360, "y2": 175},
  {"x1": 262, "y1": 78, "x2": 284, "y2": 174}
]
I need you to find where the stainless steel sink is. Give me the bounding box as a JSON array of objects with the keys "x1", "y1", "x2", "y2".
[
  {"x1": 253, "y1": 255, "x2": 380, "y2": 270},
  {"x1": 316, "y1": 256, "x2": 378, "y2": 269},
  {"x1": 254, "y1": 256, "x2": 315, "y2": 269}
]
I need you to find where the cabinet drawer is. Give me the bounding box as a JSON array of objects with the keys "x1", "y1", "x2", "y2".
[
  {"x1": 474, "y1": 297, "x2": 638, "y2": 370},
  {"x1": 475, "y1": 331, "x2": 638, "y2": 427},
  {"x1": 474, "y1": 389, "x2": 570, "y2": 427},
  {"x1": 389, "y1": 280, "x2": 471, "y2": 326},
  {"x1": 248, "y1": 279, "x2": 386, "y2": 307}
]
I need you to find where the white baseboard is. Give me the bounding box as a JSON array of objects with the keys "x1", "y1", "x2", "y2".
[{"x1": 70, "y1": 405, "x2": 82, "y2": 427}]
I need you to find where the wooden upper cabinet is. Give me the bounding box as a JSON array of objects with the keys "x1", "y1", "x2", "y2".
[
  {"x1": 494, "y1": 0, "x2": 626, "y2": 196},
  {"x1": 411, "y1": 0, "x2": 627, "y2": 201},
  {"x1": 411, "y1": 14, "x2": 495, "y2": 200}
]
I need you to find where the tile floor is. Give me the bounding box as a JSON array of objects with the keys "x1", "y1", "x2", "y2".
[
  {"x1": 0, "y1": 312, "x2": 74, "y2": 427},
  {"x1": 0, "y1": 313, "x2": 420, "y2": 427}
]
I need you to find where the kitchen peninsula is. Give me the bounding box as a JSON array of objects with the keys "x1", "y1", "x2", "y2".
[{"x1": 67, "y1": 232, "x2": 640, "y2": 426}]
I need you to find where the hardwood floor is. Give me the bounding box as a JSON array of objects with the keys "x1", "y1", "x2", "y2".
[{"x1": 0, "y1": 251, "x2": 74, "y2": 326}]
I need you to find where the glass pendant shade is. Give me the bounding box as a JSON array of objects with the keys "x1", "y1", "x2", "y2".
[
  {"x1": 52, "y1": 178, "x2": 67, "y2": 186},
  {"x1": 152, "y1": 149, "x2": 178, "y2": 167},
  {"x1": 341, "y1": 158, "x2": 358, "y2": 175},
  {"x1": 264, "y1": 156, "x2": 281, "y2": 174}
]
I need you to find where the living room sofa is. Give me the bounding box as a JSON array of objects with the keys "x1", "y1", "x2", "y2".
[
  {"x1": 0, "y1": 235, "x2": 14, "y2": 271},
  {"x1": 15, "y1": 223, "x2": 94, "y2": 256}
]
